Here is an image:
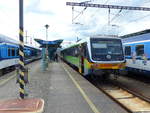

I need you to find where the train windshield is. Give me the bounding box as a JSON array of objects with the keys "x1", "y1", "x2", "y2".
[{"x1": 91, "y1": 38, "x2": 124, "y2": 61}]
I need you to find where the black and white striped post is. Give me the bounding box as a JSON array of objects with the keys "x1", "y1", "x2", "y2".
[{"x1": 19, "y1": 0, "x2": 25, "y2": 99}]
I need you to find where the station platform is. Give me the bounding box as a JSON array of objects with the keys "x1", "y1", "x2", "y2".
[
  {"x1": 0, "y1": 60, "x2": 128, "y2": 113},
  {"x1": 44, "y1": 62, "x2": 128, "y2": 113}
]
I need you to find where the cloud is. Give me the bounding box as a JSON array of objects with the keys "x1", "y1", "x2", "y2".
[
  {"x1": 25, "y1": 0, "x2": 54, "y2": 15},
  {"x1": 0, "y1": 0, "x2": 150, "y2": 47}
]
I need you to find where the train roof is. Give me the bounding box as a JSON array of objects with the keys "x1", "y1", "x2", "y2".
[
  {"x1": 121, "y1": 29, "x2": 150, "y2": 43},
  {"x1": 0, "y1": 34, "x2": 18, "y2": 44},
  {"x1": 0, "y1": 42, "x2": 41, "y2": 50},
  {"x1": 120, "y1": 29, "x2": 150, "y2": 39},
  {"x1": 25, "y1": 44, "x2": 41, "y2": 50},
  {"x1": 90, "y1": 35, "x2": 119, "y2": 39},
  {"x1": 0, "y1": 34, "x2": 41, "y2": 50},
  {"x1": 62, "y1": 35, "x2": 121, "y2": 50},
  {"x1": 0, "y1": 43, "x2": 18, "y2": 47}
]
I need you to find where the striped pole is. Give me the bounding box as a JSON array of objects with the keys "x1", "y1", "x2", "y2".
[{"x1": 19, "y1": 0, "x2": 25, "y2": 99}]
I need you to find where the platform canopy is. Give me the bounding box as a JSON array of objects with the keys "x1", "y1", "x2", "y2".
[
  {"x1": 34, "y1": 39, "x2": 63, "y2": 48},
  {"x1": 35, "y1": 39, "x2": 63, "y2": 61}
]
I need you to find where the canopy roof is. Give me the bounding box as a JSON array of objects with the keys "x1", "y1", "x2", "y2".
[{"x1": 34, "y1": 39, "x2": 63, "y2": 48}]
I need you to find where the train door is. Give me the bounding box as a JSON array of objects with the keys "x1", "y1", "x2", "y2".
[{"x1": 79, "y1": 43, "x2": 86, "y2": 74}]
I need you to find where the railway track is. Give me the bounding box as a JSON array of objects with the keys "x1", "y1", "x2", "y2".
[
  {"x1": 0, "y1": 60, "x2": 40, "y2": 86},
  {"x1": 0, "y1": 58, "x2": 41, "y2": 77},
  {"x1": 93, "y1": 78, "x2": 150, "y2": 113},
  {"x1": 63, "y1": 61, "x2": 150, "y2": 113}
]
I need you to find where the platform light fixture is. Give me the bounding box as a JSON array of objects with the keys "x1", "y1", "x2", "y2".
[{"x1": 45, "y1": 24, "x2": 49, "y2": 41}]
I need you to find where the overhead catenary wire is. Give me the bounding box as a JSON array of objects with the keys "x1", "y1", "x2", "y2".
[
  {"x1": 90, "y1": 0, "x2": 110, "y2": 17},
  {"x1": 72, "y1": 7, "x2": 87, "y2": 23},
  {"x1": 72, "y1": 0, "x2": 111, "y2": 26},
  {"x1": 109, "y1": 9, "x2": 122, "y2": 23},
  {"x1": 72, "y1": 0, "x2": 94, "y2": 24},
  {"x1": 68, "y1": 0, "x2": 150, "y2": 35},
  {"x1": 106, "y1": 1, "x2": 150, "y2": 24},
  {"x1": 118, "y1": 13, "x2": 150, "y2": 29},
  {"x1": 126, "y1": 13, "x2": 150, "y2": 23},
  {"x1": 111, "y1": 3, "x2": 150, "y2": 26}
]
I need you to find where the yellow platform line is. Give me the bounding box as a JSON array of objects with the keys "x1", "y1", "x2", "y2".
[
  {"x1": 0, "y1": 75, "x2": 16, "y2": 86},
  {"x1": 62, "y1": 64, "x2": 101, "y2": 113}
]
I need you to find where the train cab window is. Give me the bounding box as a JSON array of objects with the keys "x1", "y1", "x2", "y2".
[
  {"x1": 12, "y1": 48, "x2": 15, "y2": 56},
  {"x1": 8, "y1": 48, "x2": 11, "y2": 56},
  {"x1": 125, "y1": 46, "x2": 131, "y2": 56},
  {"x1": 136, "y1": 45, "x2": 144, "y2": 56}
]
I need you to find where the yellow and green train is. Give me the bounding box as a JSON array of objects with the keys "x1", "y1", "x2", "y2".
[{"x1": 61, "y1": 36, "x2": 126, "y2": 78}]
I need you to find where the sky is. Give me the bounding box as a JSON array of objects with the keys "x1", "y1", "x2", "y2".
[{"x1": 0, "y1": 0, "x2": 150, "y2": 47}]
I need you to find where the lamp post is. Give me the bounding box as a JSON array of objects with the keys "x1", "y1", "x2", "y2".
[
  {"x1": 44, "y1": 24, "x2": 49, "y2": 56},
  {"x1": 45, "y1": 24, "x2": 49, "y2": 41},
  {"x1": 44, "y1": 24, "x2": 49, "y2": 52},
  {"x1": 43, "y1": 24, "x2": 49, "y2": 70}
]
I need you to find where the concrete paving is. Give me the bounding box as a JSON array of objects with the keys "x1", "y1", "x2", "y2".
[{"x1": 0, "y1": 60, "x2": 128, "y2": 113}]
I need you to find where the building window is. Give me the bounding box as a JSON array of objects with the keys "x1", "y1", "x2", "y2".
[
  {"x1": 125, "y1": 46, "x2": 131, "y2": 56},
  {"x1": 136, "y1": 45, "x2": 144, "y2": 56}
]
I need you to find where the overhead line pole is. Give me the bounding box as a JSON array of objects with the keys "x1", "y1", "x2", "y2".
[
  {"x1": 19, "y1": 0, "x2": 25, "y2": 99},
  {"x1": 108, "y1": 8, "x2": 110, "y2": 25},
  {"x1": 72, "y1": 6, "x2": 74, "y2": 24},
  {"x1": 66, "y1": 2, "x2": 150, "y2": 11}
]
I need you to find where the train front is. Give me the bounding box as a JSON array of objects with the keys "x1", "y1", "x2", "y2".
[{"x1": 89, "y1": 37, "x2": 126, "y2": 76}]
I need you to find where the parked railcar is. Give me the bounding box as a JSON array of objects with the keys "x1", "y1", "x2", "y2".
[
  {"x1": 0, "y1": 43, "x2": 41, "y2": 70},
  {"x1": 0, "y1": 34, "x2": 41, "y2": 75},
  {"x1": 61, "y1": 36, "x2": 126, "y2": 78},
  {"x1": 0, "y1": 43, "x2": 19, "y2": 70},
  {"x1": 24, "y1": 45, "x2": 41, "y2": 63},
  {"x1": 122, "y1": 29, "x2": 150, "y2": 75}
]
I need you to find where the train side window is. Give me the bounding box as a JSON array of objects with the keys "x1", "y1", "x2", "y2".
[
  {"x1": 12, "y1": 48, "x2": 15, "y2": 56},
  {"x1": 125, "y1": 46, "x2": 131, "y2": 56},
  {"x1": 136, "y1": 45, "x2": 144, "y2": 56},
  {"x1": 16, "y1": 49, "x2": 19, "y2": 56},
  {"x1": 74, "y1": 46, "x2": 78, "y2": 57},
  {"x1": 8, "y1": 48, "x2": 11, "y2": 56},
  {"x1": 83, "y1": 43, "x2": 87, "y2": 57},
  {"x1": 72, "y1": 47, "x2": 75, "y2": 56}
]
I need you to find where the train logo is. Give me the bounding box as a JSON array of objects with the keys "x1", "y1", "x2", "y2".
[{"x1": 106, "y1": 55, "x2": 111, "y2": 59}]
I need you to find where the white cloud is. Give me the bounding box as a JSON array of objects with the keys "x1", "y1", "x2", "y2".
[
  {"x1": 0, "y1": 0, "x2": 150, "y2": 47},
  {"x1": 0, "y1": 0, "x2": 18, "y2": 40}
]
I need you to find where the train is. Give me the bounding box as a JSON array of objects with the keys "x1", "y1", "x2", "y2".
[
  {"x1": 61, "y1": 35, "x2": 126, "y2": 78},
  {"x1": 121, "y1": 29, "x2": 150, "y2": 76},
  {"x1": 0, "y1": 34, "x2": 41, "y2": 75}
]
